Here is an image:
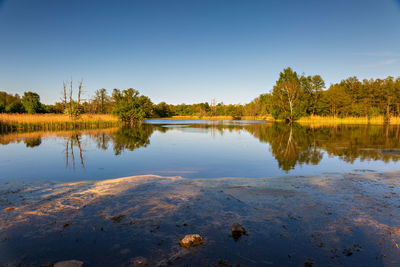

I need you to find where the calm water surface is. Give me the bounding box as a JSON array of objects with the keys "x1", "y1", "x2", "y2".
[{"x1": 1, "y1": 119, "x2": 399, "y2": 182}]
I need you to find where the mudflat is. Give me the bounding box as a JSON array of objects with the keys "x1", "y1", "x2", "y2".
[{"x1": 0, "y1": 172, "x2": 399, "y2": 266}]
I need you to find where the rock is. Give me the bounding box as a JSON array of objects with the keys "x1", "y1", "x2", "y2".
[
  {"x1": 179, "y1": 234, "x2": 205, "y2": 248},
  {"x1": 129, "y1": 256, "x2": 148, "y2": 266},
  {"x1": 54, "y1": 260, "x2": 84, "y2": 267},
  {"x1": 231, "y1": 223, "x2": 246, "y2": 241}
]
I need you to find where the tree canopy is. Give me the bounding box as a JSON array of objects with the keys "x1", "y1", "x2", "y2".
[
  {"x1": 111, "y1": 88, "x2": 153, "y2": 123},
  {"x1": 21, "y1": 91, "x2": 42, "y2": 114}
]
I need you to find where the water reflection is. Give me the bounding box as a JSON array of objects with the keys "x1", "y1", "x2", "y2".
[
  {"x1": 65, "y1": 133, "x2": 85, "y2": 169},
  {"x1": 1, "y1": 121, "x2": 400, "y2": 173}
]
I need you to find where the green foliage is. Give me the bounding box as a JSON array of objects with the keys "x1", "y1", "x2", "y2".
[
  {"x1": 0, "y1": 104, "x2": 5, "y2": 113},
  {"x1": 91, "y1": 88, "x2": 111, "y2": 114},
  {"x1": 154, "y1": 102, "x2": 174, "y2": 117},
  {"x1": 21, "y1": 92, "x2": 42, "y2": 114},
  {"x1": 42, "y1": 104, "x2": 64, "y2": 113},
  {"x1": 6, "y1": 102, "x2": 25, "y2": 113},
  {"x1": 0, "y1": 91, "x2": 20, "y2": 107},
  {"x1": 271, "y1": 67, "x2": 306, "y2": 121},
  {"x1": 112, "y1": 88, "x2": 153, "y2": 123}
]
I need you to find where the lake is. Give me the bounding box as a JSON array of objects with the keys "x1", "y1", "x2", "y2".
[
  {"x1": 1, "y1": 120, "x2": 400, "y2": 266},
  {"x1": 1, "y1": 119, "x2": 400, "y2": 182}
]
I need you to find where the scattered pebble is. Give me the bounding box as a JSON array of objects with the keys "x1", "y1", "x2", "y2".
[
  {"x1": 129, "y1": 256, "x2": 148, "y2": 266},
  {"x1": 179, "y1": 234, "x2": 205, "y2": 248},
  {"x1": 232, "y1": 223, "x2": 246, "y2": 241},
  {"x1": 54, "y1": 260, "x2": 84, "y2": 267},
  {"x1": 110, "y1": 214, "x2": 126, "y2": 223}
]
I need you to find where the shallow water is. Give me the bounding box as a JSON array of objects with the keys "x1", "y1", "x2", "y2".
[
  {"x1": 0, "y1": 173, "x2": 399, "y2": 266},
  {"x1": 1, "y1": 120, "x2": 400, "y2": 182}
]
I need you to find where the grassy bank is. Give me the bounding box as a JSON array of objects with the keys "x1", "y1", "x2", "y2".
[
  {"x1": 0, "y1": 114, "x2": 121, "y2": 131},
  {"x1": 297, "y1": 115, "x2": 400, "y2": 125}
]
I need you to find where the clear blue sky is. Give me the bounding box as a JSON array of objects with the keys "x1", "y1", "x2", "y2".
[{"x1": 0, "y1": 0, "x2": 399, "y2": 105}]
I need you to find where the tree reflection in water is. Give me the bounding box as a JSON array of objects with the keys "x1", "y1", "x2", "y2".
[
  {"x1": 246, "y1": 122, "x2": 400, "y2": 171},
  {"x1": 1, "y1": 122, "x2": 400, "y2": 172},
  {"x1": 65, "y1": 133, "x2": 85, "y2": 170}
]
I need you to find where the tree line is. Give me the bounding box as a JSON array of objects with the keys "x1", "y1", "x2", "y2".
[{"x1": 1, "y1": 68, "x2": 399, "y2": 122}]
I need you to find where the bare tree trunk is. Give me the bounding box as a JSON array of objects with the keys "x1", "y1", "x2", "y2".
[
  {"x1": 63, "y1": 82, "x2": 68, "y2": 114},
  {"x1": 75, "y1": 80, "x2": 83, "y2": 119},
  {"x1": 69, "y1": 79, "x2": 73, "y2": 118}
]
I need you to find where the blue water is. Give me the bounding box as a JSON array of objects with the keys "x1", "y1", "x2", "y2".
[{"x1": 0, "y1": 120, "x2": 399, "y2": 182}]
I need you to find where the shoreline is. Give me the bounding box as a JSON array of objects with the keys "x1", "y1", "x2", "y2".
[{"x1": 1, "y1": 171, "x2": 399, "y2": 266}]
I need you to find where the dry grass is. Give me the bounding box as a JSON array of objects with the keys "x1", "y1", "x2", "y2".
[
  {"x1": 171, "y1": 114, "x2": 400, "y2": 125},
  {"x1": 297, "y1": 115, "x2": 400, "y2": 125},
  {"x1": 0, "y1": 114, "x2": 121, "y2": 131}
]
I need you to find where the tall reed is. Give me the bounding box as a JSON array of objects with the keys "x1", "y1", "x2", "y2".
[{"x1": 0, "y1": 114, "x2": 121, "y2": 132}]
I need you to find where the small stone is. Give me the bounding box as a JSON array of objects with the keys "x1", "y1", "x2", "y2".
[
  {"x1": 179, "y1": 234, "x2": 205, "y2": 248},
  {"x1": 129, "y1": 256, "x2": 148, "y2": 266},
  {"x1": 54, "y1": 260, "x2": 84, "y2": 267},
  {"x1": 5, "y1": 207, "x2": 15, "y2": 211},
  {"x1": 231, "y1": 223, "x2": 246, "y2": 241}
]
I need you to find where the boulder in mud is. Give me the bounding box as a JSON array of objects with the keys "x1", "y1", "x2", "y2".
[
  {"x1": 54, "y1": 260, "x2": 84, "y2": 267},
  {"x1": 179, "y1": 234, "x2": 205, "y2": 248},
  {"x1": 231, "y1": 223, "x2": 246, "y2": 241}
]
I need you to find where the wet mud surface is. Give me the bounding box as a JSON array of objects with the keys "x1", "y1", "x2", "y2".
[{"x1": 0, "y1": 172, "x2": 399, "y2": 266}]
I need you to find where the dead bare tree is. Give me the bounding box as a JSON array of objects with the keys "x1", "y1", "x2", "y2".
[
  {"x1": 75, "y1": 80, "x2": 83, "y2": 119},
  {"x1": 61, "y1": 78, "x2": 84, "y2": 120}
]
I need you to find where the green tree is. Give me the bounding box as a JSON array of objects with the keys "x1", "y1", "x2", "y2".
[
  {"x1": 154, "y1": 102, "x2": 173, "y2": 117},
  {"x1": 21, "y1": 91, "x2": 42, "y2": 114},
  {"x1": 325, "y1": 84, "x2": 351, "y2": 116},
  {"x1": 0, "y1": 104, "x2": 5, "y2": 113},
  {"x1": 0, "y1": 91, "x2": 20, "y2": 107},
  {"x1": 112, "y1": 88, "x2": 153, "y2": 123},
  {"x1": 302, "y1": 75, "x2": 325, "y2": 115},
  {"x1": 271, "y1": 67, "x2": 305, "y2": 121},
  {"x1": 93, "y1": 88, "x2": 110, "y2": 113},
  {"x1": 6, "y1": 102, "x2": 25, "y2": 113}
]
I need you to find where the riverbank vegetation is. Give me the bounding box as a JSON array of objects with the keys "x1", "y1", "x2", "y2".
[
  {"x1": 0, "y1": 114, "x2": 120, "y2": 131},
  {"x1": 1, "y1": 68, "x2": 400, "y2": 125}
]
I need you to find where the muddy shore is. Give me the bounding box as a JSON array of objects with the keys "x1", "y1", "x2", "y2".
[{"x1": 1, "y1": 172, "x2": 399, "y2": 266}]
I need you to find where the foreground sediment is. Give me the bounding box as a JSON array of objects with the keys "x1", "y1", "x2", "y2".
[{"x1": 0, "y1": 172, "x2": 399, "y2": 266}]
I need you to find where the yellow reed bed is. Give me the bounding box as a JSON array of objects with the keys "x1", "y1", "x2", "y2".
[
  {"x1": 0, "y1": 114, "x2": 119, "y2": 124},
  {"x1": 0, "y1": 114, "x2": 121, "y2": 131},
  {"x1": 297, "y1": 115, "x2": 400, "y2": 125}
]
